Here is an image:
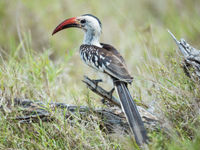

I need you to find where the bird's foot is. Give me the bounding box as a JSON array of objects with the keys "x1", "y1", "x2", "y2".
[
  {"x1": 101, "y1": 88, "x2": 115, "y2": 107},
  {"x1": 92, "y1": 79, "x2": 103, "y2": 87},
  {"x1": 108, "y1": 88, "x2": 115, "y2": 99}
]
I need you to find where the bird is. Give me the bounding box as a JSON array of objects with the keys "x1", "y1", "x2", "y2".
[{"x1": 52, "y1": 14, "x2": 148, "y2": 146}]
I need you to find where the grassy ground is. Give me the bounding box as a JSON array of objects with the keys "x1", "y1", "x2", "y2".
[{"x1": 0, "y1": 0, "x2": 200, "y2": 149}]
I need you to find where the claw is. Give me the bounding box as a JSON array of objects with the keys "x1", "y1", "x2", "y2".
[
  {"x1": 108, "y1": 88, "x2": 115, "y2": 99},
  {"x1": 92, "y1": 79, "x2": 103, "y2": 87},
  {"x1": 101, "y1": 88, "x2": 115, "y2": 107}
]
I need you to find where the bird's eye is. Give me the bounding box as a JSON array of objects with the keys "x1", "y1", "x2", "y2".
[{"x1": 80, "y1": 19, "x2": 86, "y2": 24}]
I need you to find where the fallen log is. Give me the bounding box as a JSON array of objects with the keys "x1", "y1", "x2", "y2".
[
  {"x1": 0, "y1": 76, "x2": 161, "y2": 133},
  {"x1": 12, "y1": 98, "x2": 159, "y2": 133}
]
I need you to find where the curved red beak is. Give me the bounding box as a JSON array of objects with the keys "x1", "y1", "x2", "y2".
[{"x1": 52, "y1": 17, "x2": 80, "y2": 35}]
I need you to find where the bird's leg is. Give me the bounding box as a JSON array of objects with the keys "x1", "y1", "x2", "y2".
[
  {"x1": 108, "y1": 88, "x2": 115, "y2": 99},
  {"x1": 101, "y1": 87, "x2": 115, "y2": 106}
]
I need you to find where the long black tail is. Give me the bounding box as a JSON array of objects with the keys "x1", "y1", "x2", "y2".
[{"x1": 114, "y1": 81, "x2": 148, "y2": 146}]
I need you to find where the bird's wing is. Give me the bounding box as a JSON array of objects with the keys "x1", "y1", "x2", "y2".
[
  {"x1": 100, "y1": 43, "x2": 126, "y2": 63},
  {"x1": 97, "y1": 44, "x2": 133, "y2": 83}
]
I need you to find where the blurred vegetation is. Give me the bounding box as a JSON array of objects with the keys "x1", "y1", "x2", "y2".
[{"x1": 0, "y1": 0, "x2": 200, "y2": 149}]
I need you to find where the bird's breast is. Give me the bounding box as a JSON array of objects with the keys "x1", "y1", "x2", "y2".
[{"x1": 80, "y1": 46, "x2": 106, "y2": 72}]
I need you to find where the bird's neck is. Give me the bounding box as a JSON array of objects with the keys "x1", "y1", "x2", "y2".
[{"x1": 83, "y1": 29, "x2": 102, "y2": 47}]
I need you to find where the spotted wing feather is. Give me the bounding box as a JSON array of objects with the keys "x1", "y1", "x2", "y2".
[{"x1": 80, "y1": 44, "x2": 133, "y2": 83}]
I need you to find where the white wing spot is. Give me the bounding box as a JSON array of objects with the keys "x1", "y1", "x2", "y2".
[
  {"x1": 100, "y1": 55, "x2": 105, "y2": 60},
  {"x1": 106, "y1": 62, "x2": 110, "y2": 66},
  {"x1": 95, "y1": 56, "x2": 98, "y2": 61},
  {"x1": 95, "y1": 61, "x2": 98, "y2": 66}
]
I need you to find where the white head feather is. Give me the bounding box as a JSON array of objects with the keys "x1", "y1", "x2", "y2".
[{"x1": 77, "y1": 15, "x2": 102, "y2": 47}]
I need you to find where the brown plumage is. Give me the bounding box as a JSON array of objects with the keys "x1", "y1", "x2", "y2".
[{"x1": 80, "y1": 43, "x2": 133, "y2": 83}]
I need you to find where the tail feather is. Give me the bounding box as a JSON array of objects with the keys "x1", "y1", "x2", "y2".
[{"x1": 115, "y1": 81, "x2": 148, "y2": 146}]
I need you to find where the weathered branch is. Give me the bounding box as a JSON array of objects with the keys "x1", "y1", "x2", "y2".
[
  {"x1": 13, "y1": 98, "x2": 130, "y2": 133},
  {"x1": 0, "y1": 76, "x2": 161, "y2": 133},
  {"x1": 82, "y1": 76, "x2": 121, "y2": 107},
  {"x1": 82, "y1": 76, "x2": 159, "y2": 125},
  {"x1": 168, "y1": 30, "x2": 200, "y2": 81},
  {"x1": 12, "y1": 98, "x2": 160, "y2": 133}
]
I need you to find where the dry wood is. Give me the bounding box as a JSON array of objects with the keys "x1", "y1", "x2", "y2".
[
  {"x1": 82, "y1": 76, "x2": 159, "y2": 128},
  {"x1": 7, "y1": 75, "x2": 160, "y2": 133},
  {"x1": 13, "y1": 97, "x2": 159, "y2": 133},
  {"x1": 168, "y1": 30, "x2": 200, "y2": 81},
  {"x1": 82, "y1": 76, "x2": 121, "y2": 107},
  {"x1": 0, "y1": 76, "x2": 160, "y2": 134}
]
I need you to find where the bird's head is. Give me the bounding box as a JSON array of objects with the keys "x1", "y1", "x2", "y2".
[{"x1": 52, "y1": 14, "x2": 102, "y2": 36}]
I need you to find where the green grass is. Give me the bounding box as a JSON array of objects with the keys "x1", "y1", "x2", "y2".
[{"x1": 0, "y1": 0, "x2": 200, "y2": 149}]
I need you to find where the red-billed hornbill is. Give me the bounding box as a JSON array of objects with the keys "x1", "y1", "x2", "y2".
[{"x1": 52, "y1": 14, "x2": 148, "y2": 146}]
